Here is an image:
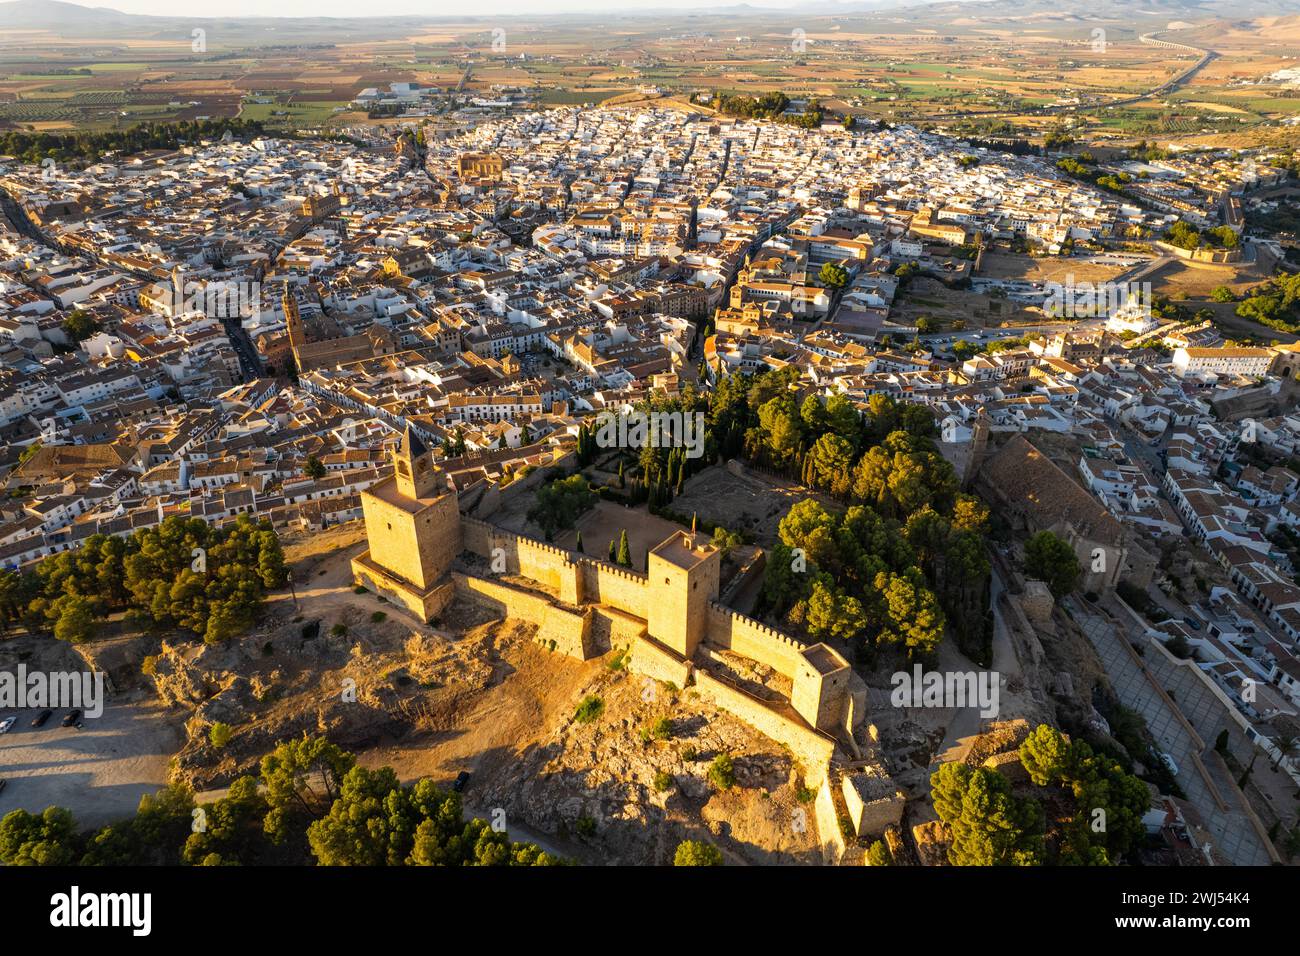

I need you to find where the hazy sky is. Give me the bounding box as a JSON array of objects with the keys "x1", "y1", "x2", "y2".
[{"x1": 96, "y1": 0, "x2": 830, "y2": 17}]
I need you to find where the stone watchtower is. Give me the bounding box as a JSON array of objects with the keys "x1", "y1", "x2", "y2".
[
  {"x1": 791, "y1": 643, "x2": 852, "y2": 735},
  {"x1": 646, "y1": 530, "x2": 720, "y2": 659},
  {"x1": 351, "y1": 425, "x2": 462, "y2": 621}
]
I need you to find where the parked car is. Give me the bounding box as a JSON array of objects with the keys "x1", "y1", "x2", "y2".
[
  {"x1": 453, "y1": 771, "x2": 471, "y2": 793},
  {"x1": 30, "y1": 709, "x2": 52, "y2": 728},
  {"x1": 61, "y1": 709, "x2": 82, "y2": 728},
  {"x1": 1182, "y1": 617, "x2": 1202, "y2": 631},
  {"x1": 1157, "y1": 751, "x2": 1180, "y2": 776},
  {"x1": 0, "y1": 716, "x2": 15, "y2": 735}
]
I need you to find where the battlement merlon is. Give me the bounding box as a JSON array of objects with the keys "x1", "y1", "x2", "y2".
[
  {"x1": 577, "y1": 557, "x2": 648, "y2": 585},
  {"x1": 707, "y1": 602, "x2": 808, "y2": 653}
]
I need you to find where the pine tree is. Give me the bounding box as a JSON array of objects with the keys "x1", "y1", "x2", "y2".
[
  {"x1": 575, "y1": 531, "x2": 584, "y2": 554},
  {"x1": 617, "y1": 460, "x2": 625, "y2": 488},
  {"x1": 608, "y1": 539, "x2": 617, "y2": 562},
  {"x1": 617, "y1": 530, "x2": 631, "y2": 568}
]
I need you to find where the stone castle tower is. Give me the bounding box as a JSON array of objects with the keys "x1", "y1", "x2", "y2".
[
  {"x1": 646, "y1": 529, "x2": 720, "y2": 659},
  {"x1": 351, "y1": 424, "x2": 462, "y2": 621}
]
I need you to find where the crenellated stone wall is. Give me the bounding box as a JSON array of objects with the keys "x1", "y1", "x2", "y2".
[
  {"x1": 460, "y1": 517, "x2": 584, "y2": 604},
  {"x1": 627, "y1": 633, "x2": 693, "y2": 690},
  {"x1": 452, "y1": 572, "x2": 594, "y2": 659},
  {"x1": 705, "y1": 603, "x2": 808, "y2": 678},
  {"x1": 693, "y1": 669, "x2": 836, "y2": 788},
  {"x1": 577, "y1": 558, "x2": 649, "y2": 618}
]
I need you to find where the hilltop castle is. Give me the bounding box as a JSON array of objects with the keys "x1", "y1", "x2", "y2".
[{"x1": 352, "y1": 431, "x2": 894, "y2": 847}]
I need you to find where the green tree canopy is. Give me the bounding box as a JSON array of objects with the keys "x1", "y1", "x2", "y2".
[
  {"x1": 1023, "y1": 531, "x2": 1081, "y2": 597},
  {"x1": 930, "y1": 763, "x2": 1044, "y2": 866}
]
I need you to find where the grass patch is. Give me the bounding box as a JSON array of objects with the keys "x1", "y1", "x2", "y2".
[{"x1": 573, "y1": 694, "x2": 605, "y2": 724}]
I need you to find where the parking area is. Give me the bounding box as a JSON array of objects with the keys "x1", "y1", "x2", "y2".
[{"x1": 0, "y1": 701, "x2": 184, "y2": 829}]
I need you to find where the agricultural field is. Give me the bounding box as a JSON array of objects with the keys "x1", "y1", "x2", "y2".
[{"x1": 0, "y1": 9, "x2": 1298, "y2": 148}]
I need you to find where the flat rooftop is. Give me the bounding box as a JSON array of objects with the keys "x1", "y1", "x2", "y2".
[
  {"x1": 649, "y1": 529, "x2": 717, "y2": 570},
  {"x1": 801, "y1": 643, "x2": 850, "y2": 676}
]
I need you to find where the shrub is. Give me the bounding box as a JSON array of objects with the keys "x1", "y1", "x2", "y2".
[
  {"x1": 353, "y1": 585, "x2": 368, "y2": 595},
  {"x1": 330, "y1": 623, "x2": 348, "y2": 638},
  {"x1": 674, "y1": 839, "x2": 723, "y2": 866},
  {"x1": 209, "y1": 722, "x2": 233, "y2": 750},
  {"x1": 653, "y1": 771, "x2": 674, "y2": 792},
  {"x1": 141, "y1": 655, "x2": 158, "y2": 677},
  {"x1": 370, "y1": 611, "x2": 387, "y2": 624},
  {"x1": 708, "y1": 754, "x2": 735, "y2": 791},
  {"x1": 575, "y1": 814, "x2": 597, "y2": 838},
  {"x1": 573, "y1": 695, "x2": 604, "y2": 724},
  {"x1": 649, "y1": 717, "x2": 672, "y2": 741},
  {"x1": 866, "y1": 840, "x2": 893, "y2": 866},
  {"x1": 681, "y1": 745, "x2": 698, "y2": 762}
]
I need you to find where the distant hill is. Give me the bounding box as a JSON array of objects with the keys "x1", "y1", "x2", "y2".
[
  {"x1": 0, "y1": 0, "x2": 153, "y2": 28},
  {"x1": 876, "y1": 0, "x2": 1300, "y2": 21}
]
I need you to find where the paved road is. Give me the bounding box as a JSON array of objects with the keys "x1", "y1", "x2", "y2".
[
  {"x1": 1069, "y1": 600, "x2": 1274, "y2": 866},
  {"x1": 221, "y1": 317, "x2": 263, "y2": 382},
  {"x1": 920, "y1": 319, "x2": 1104, "y2": 348}
]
